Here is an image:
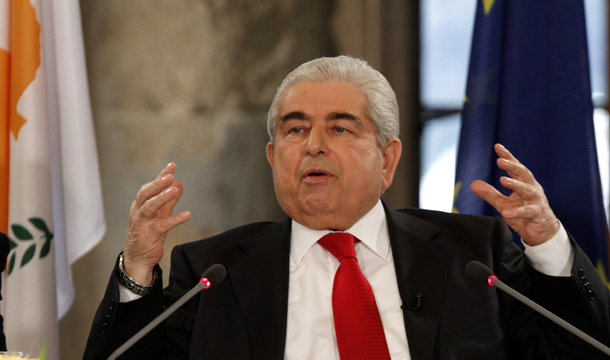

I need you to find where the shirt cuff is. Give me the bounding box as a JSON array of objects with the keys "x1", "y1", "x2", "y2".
[
  {"x1": 118, "y1": 282, "x2": 143, "y2": 303},
  {"x1": 522, "y1": 222, "x2": 574, "y2": 277}
]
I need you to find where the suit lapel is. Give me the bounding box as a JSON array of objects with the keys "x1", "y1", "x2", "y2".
[
  {"x1": 229, "y1": 218, "x2": 292, "y2": 360},
  {"x1": 385, "y1": 204, "x2": 452, "y2": 360},
  {"x1": 225, "y1": 207, "x2": 453, "y2": 360}
]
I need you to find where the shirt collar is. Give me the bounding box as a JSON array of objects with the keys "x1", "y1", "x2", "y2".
[{"x1": 290, "y1": 200, "x2": 389, "y2": 264}]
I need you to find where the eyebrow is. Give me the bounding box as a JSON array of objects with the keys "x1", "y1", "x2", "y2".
[
  {"x1": 280, "y1": 111, "x2": 310, "y2": 122},
  {"x1": 329, "y1": 112, "x2": 365, "y2": 130},
  {"x1": 279, "y1": 111, "x2": 363, "y2": 125},
  {"x1": 329, "y1": 112, "x2": 361, "y2": 122}
]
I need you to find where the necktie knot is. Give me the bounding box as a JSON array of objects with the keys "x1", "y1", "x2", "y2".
[{"x1": 318, "y1": 232, "x2": 359, "y2": 261}]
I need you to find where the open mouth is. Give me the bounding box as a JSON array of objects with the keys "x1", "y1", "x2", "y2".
[{"x1": 303, "y1": 169, "x2": 332, "y2": 182}]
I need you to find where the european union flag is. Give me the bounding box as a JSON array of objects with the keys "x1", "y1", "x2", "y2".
[{"x1": 454, "y1": 0, "x2": 609, "y2": 282}]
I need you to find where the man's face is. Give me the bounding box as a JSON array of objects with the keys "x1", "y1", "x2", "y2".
[{"x1": 266, "y1": 81, "x2": 401, "y2": 231}]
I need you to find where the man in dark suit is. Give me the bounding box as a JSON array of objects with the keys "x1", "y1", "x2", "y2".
[{"x1": 84, "y1": 56, "x2": 610, "y2": 359}]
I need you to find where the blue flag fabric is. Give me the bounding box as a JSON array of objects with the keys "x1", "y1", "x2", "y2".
[{"x1": 454, "y1": 0, "x2": 609, "y2": 279}]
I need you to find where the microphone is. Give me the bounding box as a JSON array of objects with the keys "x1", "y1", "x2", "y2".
[
  {"x1": 402, "y1": 292, "x2": 423, "y2": 310},
  {"x1": 465, "y1": 261, "x2": 610, "y2": 356},
  {"x1": 107, "y1": 264, "x2": 227, "y2": 360}
]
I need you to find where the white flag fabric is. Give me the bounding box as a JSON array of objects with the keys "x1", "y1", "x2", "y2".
[
  {"x1": 43, "y1": 0, "x2": 107, "y2": 320},
  {"x1": 1, "y1": 0, "x2": 106, "y2": 358}
]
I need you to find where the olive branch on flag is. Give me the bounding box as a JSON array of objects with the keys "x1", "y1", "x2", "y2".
[{"x1": 7, "y1": 217, "x2": 53, "y2": 275}]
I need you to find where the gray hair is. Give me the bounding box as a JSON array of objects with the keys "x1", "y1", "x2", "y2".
[{"x1": 267, "y1": 55, "x2": 400, "y2": 148}]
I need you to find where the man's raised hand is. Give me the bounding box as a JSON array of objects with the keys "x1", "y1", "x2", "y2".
[
  {"x1": 123, "y1": 163, "x2": 191, "y2": 285},
  {"x1": 470, "y1": 144, "x2": 559, "y2": 246}
]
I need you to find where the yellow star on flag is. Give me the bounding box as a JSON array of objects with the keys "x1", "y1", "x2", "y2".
[
  {"x1": 484, "y1": 0, "x2": 495, "y2": 15},
  {"x1": 452, "y1": 182, "x2": 462, "y2": 214}
]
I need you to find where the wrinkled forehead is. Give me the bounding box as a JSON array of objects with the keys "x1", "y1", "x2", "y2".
[{"x1": 278, "y1": 81, "x2": 366, "y2": 115}]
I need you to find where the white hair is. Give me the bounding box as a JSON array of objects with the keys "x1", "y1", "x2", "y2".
[{"x1": 267, "y1": 55, "x2": 400, "y2": 148}]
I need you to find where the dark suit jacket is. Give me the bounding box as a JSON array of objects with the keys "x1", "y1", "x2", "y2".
[{"x1": 84, "y1": 205, "x2": 610, "y2": 359}]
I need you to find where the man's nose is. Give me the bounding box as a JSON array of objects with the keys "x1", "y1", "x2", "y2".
[{"x1": 306, "y1": 127, "x2": 328, "y2": 155}]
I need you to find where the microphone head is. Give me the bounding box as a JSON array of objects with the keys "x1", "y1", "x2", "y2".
[
  {"x1": 199, "y1": 264, "x2": 227, "y2": 289},
  {"x1": 465, "y1": 261, "x2": 494, "y2": 284}
]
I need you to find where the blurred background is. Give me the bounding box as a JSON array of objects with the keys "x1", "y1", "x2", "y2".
[{"x1": 55, "y1": 0, "x2": 608, "y2": 358}]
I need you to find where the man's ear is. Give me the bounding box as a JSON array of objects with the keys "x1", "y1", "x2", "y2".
[
  {"x1": 381, "y1": 138, "x2": 402, "y2": 190},
  {"x1": 266, "y1": 142, "x2": 275, "y2": 168}
]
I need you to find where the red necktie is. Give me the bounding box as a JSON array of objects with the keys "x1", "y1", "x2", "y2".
[{"x1": 318, "y1": 232, "x2": 391, "y2": 360}]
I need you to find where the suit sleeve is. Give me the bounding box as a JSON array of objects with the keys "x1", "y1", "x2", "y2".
[
  {"x1": 83, "y1": 254, "x2": 166, "y2": 360},
  {"x1": 493, "y1": 219, "x2": 610, "y2": 359}
]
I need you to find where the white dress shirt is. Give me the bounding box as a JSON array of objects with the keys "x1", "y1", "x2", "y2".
[
  {"x1": 284, "y1": 200, "x2": 408, "y2": 360},
  {"x1": 119, "y1": 200, "x2": 573, "y2": 360},
  {"x1": 283, "y1": 200, "x2": 573, "y2": 360}
]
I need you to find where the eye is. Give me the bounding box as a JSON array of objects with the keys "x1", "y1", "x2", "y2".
[
  {"x1": 290, "y1": 127, "x2": 303, "y2": 134},
  {"x1": 335, "y1": 127, "x2": 346, "y2": 134}
]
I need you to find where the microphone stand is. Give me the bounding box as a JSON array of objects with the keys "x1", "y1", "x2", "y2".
[
  {"x1": 467, "y1": 260, "x2": 610, "y2": 356},
  {"x1": 107, "y1": 264, "x2": 226, "y2": 360}
]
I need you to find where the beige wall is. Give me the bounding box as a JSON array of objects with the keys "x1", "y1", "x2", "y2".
[{"x1": 59, "y1": 0, "x2": 419, "y2": 358}]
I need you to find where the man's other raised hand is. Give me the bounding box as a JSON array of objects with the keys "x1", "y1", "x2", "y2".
[{"x1": 470, "y1": 144, "x2": 560, "y2": 246}]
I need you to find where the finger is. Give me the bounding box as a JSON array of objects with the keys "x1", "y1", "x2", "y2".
[
  {"x1": 157, "y1": 181, "x2": 185, "y2": 218},
  {"x1": 470, "y1": 180, "x2": 507, "y2": 211},
  {"x1": 133, "y1": 167, "x2": 176, "y2": 209},
  {"x1": 153, "y1": 211, "x2": 191, "y2": 234},
  {"x1": 496, "y1": 157, "x2": 537, "y2": 185},
  {"x1": 494, "y1": 143, "x2": 517, "y2": 162},
  {"x1": 159, "y1": 162, "x2": 176, "y2": 177},
  {"x1": 501, "y1": 204, "x2": 543, "y2": 219},
  {"x1": 139, "y1": 184, "x2": 181, "y2": 219},
  {"x1": 499, "y1": 176, "x2": 541, "y2": 201},
  {"x1": 494, "y1": 144, "x2": 537, "y2": 184}
]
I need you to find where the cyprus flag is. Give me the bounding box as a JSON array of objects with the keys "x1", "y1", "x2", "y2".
[{"x1": 1, "y1": 0, "x2": 106, "y2": 358}]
